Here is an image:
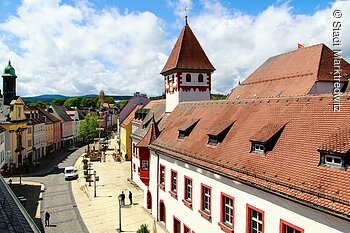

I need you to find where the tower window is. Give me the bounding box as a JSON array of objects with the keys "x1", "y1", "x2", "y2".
[
  {"x1": 186, "y1": 74, "x2": 191, "y2": 82},
  {"x1": 198, "y1": 74, "x2": 204, "y2": 82}
]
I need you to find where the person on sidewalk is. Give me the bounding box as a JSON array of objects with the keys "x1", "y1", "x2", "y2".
[
  {"x1": 121, "y1": 191, "x2": 125, "y2": 206},
  {"x1": 45, "y1": 211, "x2": 50, "y2": 227},
  {"x1": 129, "y1": 191, "x2": 133, "y2": 205}
]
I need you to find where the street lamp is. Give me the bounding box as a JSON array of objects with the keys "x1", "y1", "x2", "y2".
[
  {"x1": 118, "y1": 194, "x2": 123, "y2": 232},
  {"x1": 94, "y1": 170, "x2": 97, "y2": 197}
]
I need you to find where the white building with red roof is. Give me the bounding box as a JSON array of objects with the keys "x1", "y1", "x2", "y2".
[{"x1": 132, "y1": 20, "x2": 350, "y2": 233}]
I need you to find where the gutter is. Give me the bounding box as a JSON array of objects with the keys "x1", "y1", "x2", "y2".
[{"x1": 155, "y1": 151, "x2": 160, "y2": 221}]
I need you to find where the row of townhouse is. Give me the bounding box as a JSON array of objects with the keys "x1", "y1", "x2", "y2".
[
  {"x1": 129, "y1": 21, "x2": 350, "y2": 233},
  {"x1": 0, "y1": 61, "x2": 86, "y2": 174}
]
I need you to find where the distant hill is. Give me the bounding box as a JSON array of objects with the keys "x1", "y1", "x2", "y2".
[
  {"x1": 22, "y1": 94, "x2": 69, "y2": 104},
  {"x1": 22, "y1": 94, "x2": 133, "y2": 104}
]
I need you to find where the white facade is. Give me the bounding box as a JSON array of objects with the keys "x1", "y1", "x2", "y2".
[
  {"x1": 147, "y1": 150, "x2": 350, "y2": 233},
  {"x1": 0, "y1": 131, "x2": 6, "y2": 165},
  {"x1": 165, "y1": 72, "x2": 210, "y2": 113},
  {"x1": 34, "y1": 122, "x2": 45, "y2": 161}
]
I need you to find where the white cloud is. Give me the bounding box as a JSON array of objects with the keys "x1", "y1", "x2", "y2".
[
  {"x1": 0, "y1": 0, "x2": 349, "y2": 97},
  {"x1": 0, "y1": 0, "x2": 168, "y2": 96},
  {"x1": 189, "y1": 0, "x2": 350, "y2": 94}
]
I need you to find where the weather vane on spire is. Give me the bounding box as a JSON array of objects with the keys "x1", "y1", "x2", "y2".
[{"x1": 185, "y1": 7, "x2": 190, "y2": 25}]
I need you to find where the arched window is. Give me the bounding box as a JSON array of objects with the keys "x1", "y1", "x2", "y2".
[
  {"x1": 186, "y1": 74, "x2": 191, "y2": 82},
  {"x1": 198, "y1": 74, "x2": 204, "y2": 82}
]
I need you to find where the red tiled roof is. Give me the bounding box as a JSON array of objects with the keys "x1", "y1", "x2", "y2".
[
  {"x1": 150, "y1": 94, "x2": 350, "y2": 218},
  {"x1": 161, "y1": 24, "x2": 215, "y2": 75},
  {"x1": 143, "y1": 99, "x2": 165, "y2": 110},
  {"x1": 137, "y1": 119, "x2": 160, "y2": 148},
  {"x1": 178, "y1": 118, "x2": 200, "y2": 132},
  {"x1": 207, "y1": 120, "x2": 235, "y2": 136},
  {"x1": 228, "y1": 44, "x2": 350, "y2": 100},
  {"x1": 319, "y1": 128, "x2": 350, "y2": 154},
  {"x1": 121, "y1": 105, "x2": 142, "y2": 127},
  {"x1": 250, "y1": 122, "x2": 288, "y2": 142}
]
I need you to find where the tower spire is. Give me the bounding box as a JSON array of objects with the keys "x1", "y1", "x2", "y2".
[{"x1": 185, "y1": 7, "x2": 190, "y2": 25}]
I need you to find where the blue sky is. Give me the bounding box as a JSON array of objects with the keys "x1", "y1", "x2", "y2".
[{"x1": 0, "y1": 0, "x2": 348, "y2": 97}]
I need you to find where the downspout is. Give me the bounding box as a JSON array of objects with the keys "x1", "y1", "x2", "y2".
[{"x1": 155, "y1": 150, "x2": 160, "y2": 221}]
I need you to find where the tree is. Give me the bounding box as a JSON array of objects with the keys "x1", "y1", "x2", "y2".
[
  {"x1": 52, "y1": 98, "x2": 66, "y2": 106},
  {"x1": 136, "y1": 224, "x2": 150, "y2": 233},
  {"x1": 77, "y1": 115, "x2": 99, "y2": 141},
  {"x1": 64, "y1": 97, "x2": 82, "y2": 108},
  {"x1": 28, "y1": 101, "x2": 48, "y2": 109},
  {"x1": 81, "y1": 97, "x2": 96, "y2": 108},
  {"x1": 97, "y1": 90, "x2": 115, "y2": 107}
]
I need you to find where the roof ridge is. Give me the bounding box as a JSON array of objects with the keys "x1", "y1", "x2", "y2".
[
  {"x1": 268, "y1": 43, "x2": 324, "y2": 60},
  {"x1": 179, "y1": 93, "x2": 349, "y2": 106}
]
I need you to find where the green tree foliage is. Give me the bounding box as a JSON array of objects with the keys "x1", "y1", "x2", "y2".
[
  {"x1": 97, "y1": 90, "x2": 115, "y2": 107},
  {"x1": 52, "y1": 98, "x2": 66, "y2": 106},
  {"x1": 104, "y1": 96, "x2": 115, "y2": 104},
  {"x1": 211, "y1": 93, "x2": 227, "y2": 100},
  {"x1": 81, "y1": 97, "x2": 97, "y2": 107},
  {"x1": 28, "y1": 101, "x2": 48, "y2": 109},
  {"x1": 136, "y1": 224, "x2": 150, "y2": 233},
  {"x1": 77, "y1": 114, "x2": 99, "y2": 141},
  {"x1": 64, "y1": 96, "x2": 83, "y2": 108}
]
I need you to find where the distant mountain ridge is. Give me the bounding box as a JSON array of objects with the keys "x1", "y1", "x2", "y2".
[{"x1": 22, "y1": 94, "x2": 133, "y2": 104}]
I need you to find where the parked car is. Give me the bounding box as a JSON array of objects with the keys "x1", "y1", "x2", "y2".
[
  {"x1": 0, "y1": 162, "x2": 8, "y2": 175},
  {"x1": 64, "y1": 166, "x2": 78, "y2": 180},
  {"x1": 66, "y1": 146, "x2": 78, "y2": 152}
]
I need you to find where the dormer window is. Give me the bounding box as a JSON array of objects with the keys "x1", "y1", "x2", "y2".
[
  {"x1": 318, "y1": 152, "x2": 347, "y2": 170},
  {"x1": 253, "y1": 143, "x2": 265, "y2": 154},
  {"x1": 186, "y1": 74, "x2": 191, "y2": 82},
  {"x1": 325, "y1": 154, "x2": 343, "y2": 168},
  {"x1": 318, "y1": 129, "x2": 350, "y2": 170},
  {"x1": 207, "y1": 121, "x2": 234, "y2": 146},
  {"x1": 250, "y1": 122, "x2": 287, "y2": 155},
  {"x1": 178, "y1": 119, "x2": 200, "y2": 139}
]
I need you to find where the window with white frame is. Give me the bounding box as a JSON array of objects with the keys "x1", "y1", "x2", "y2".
[
  {"x1": 283, "y1": 225, "x2": 302, "y2": 233},
  {"x1": 159, "y1": 165, "x2": 165, "y2": 187},
  {"x1": 171, "y1": 170, "x2": 177, "y2": 193},
  {"x1": 201, "y1": 185, "x2": 211, "y2": 213},
  {"x1": 324, "y1": 154, "x2": 342, "y2": 168},
  {"x1": 184, "y1": 177, "x2": 192, "y2": 202},
  {"x1": 248, "y1": 207, "x2": 263, "y2": 233},
  {"x1": 253, "y1": 143, "x2": 265, "y2": 154},
  {"x1": 222, "y1": 194, "x2": 234, "y2": 228},
  {"x1": 280, "y1": 220, "x2": 304, "y2": 233},
  {"x1": 141, "y1": 160, "x2": 148, "y2": 170}
]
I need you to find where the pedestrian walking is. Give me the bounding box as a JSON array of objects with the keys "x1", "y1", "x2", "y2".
[
  {"x1": 45, "y1": 211, "x2": 50, "y2": 227},
  {"x1": 121, "y1": 191, "x2": 125, "y2": 206},
  {"x1": 129, "y1": 191, "x2": 133, "y2": 205}
]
